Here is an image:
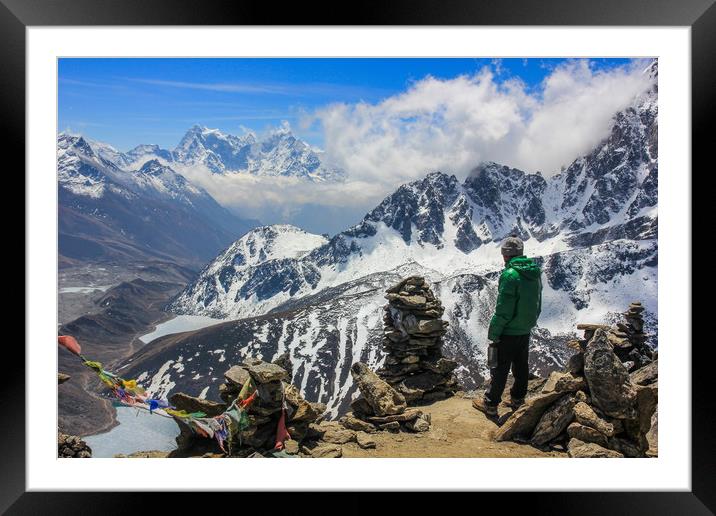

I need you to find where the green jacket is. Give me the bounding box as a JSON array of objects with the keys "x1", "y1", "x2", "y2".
[{"x1": 487, "y1": 255, "x2": 542, "y2": 341}]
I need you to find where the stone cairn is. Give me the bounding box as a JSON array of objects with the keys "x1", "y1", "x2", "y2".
[
  {"x1": 170, "y1": 355, "x2": 324, "y2": 458},
  {"x1": 58, "y1": 432, "x2": 92, "y2": 458},
  {"x1": 169, "y1": 354, "x2": 425, "y2": 458},
  {"x1": 569, "y1": 302, "x2": 653, "y2": 373},
  {"x1": 376, "y1": 276, "x2": 460, "y2": 404},
  {"x1": 493, "y1": 301, "x2": 658, "y2": 458},
  {"x1": 310, "y1": 276, "x2": 461, "y2": 447}
]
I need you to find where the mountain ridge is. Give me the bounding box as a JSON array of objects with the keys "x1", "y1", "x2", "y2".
[
  {"x1": 73, "y1": 123, "x2": 344, "y2": 182},
  {"x1": 58, "y1": 133, "x2": 257, "y2": 266}
]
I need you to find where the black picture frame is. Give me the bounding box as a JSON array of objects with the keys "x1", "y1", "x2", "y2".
[{"x1": 8, "y1": 0, "x2": 712, "y2": 512}]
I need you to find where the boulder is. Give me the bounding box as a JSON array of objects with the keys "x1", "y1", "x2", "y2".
[
  {"x1": 169, "y1": 392, "x2": 226, "y2": 418},
  {"x1": 350, "y1": 362, "x2": 406, "y2": 416},
  {"x1": 224, "y1": 365, "x2": 251, "y2": 387},
  {"x1": 366, "y1": 409, "x2": 422, "y2": 425},
  {"x1": 272, "y1": 352, "x2": 293, "y2": 379},
  {"x1": 630, "y1": 360, "x2": 658, "y2": 386},
  {"x1": 567, "y1": 438, "x2": 624, "y2": 458},
  {"x1": 634, "y1": 383, "x2": 658, "y2": 435},
  {"x1": 608, "y1": 437, "x2": 644, "y2": 458},
  {"x1": 402, "y1": 371, "x2": 448, "y2": 391},
  {"x1": 58, "y1": 433, "x2": 92, "y2": 458},
  {"x1": 306, "y1": 444, "x2": 342, "y2": 458},
  {"x1": 340, "y1": 415, "x2": 377, "y2": 433},
  {"x1": 286, "y1": 422, "x2": 309, "y2": 442},
  {"x1": 390, "y1": 294, "x2": 427, "y2": 308},
  {"x1": 494, "y1": 391, "x2": 564, "y2": 442},
  {"x1": 355, "y1": 432, "x2": 377, "y2": 449},
  {"x1": 567, "y1": 422, "x2": 608, "y2": 447},
  {"x1": 555, "y1": 373, "x2": 587, "y2": 393},
  {"x1": 242, "y1": 358, "x2": 289, "y2": 383},
  {"x1": 284, "y1": 383, "x2": 320, "y2": 423},
  {"x1": 583, "y1": 329, "x2": 637, "y2": 419},
  {"x1": 530, "y1": 395, "x2": 576, "y2": 446},
  {"x1": 240, "y1": 421, "x2": 279, "y2": 449},
  {"x1": 350, "y1": 397, "x2": 375, "y2": 418},
  {"x1": 395, "y1": 383, "x2": 425, "y2": 403},
  {"x1": 575, "y1": 390, "x2": 589, "y2": 404},
  {"x1": 573, "y1": 401, "x2": 615, "y2": 437},
  {"x1": 566, "y1": 352, "x2": 585, "y2": 375},
  {"x1": 321, "y1": 427, "x2": 357, "y2": 445},
  {"x1": 310, "y1": 402, "x2": 327, "y2": 420},
  {"x1": 405, "y1": 413, "x2": 431, "y2": 432},
  {"x1": 541, "y1": 371, "x2": 567, "y2": 393},
  {"x1": 577, "y1": 324, "x2": 611, "y2": 331},
  {"x1": 378, "y1": 421, "x2": 401, "y2": 433},
  {"x1": 409, "y1": 319, "x2": 446, "y2": 335},
  {"x1": 421, "y1": 358, "x2": 458, "y2": 375},
  {"x1": 283, "y1": 439, "x2": 299, "y2": 455}
]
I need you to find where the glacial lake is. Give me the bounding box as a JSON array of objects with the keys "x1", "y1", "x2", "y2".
[
  {"x1": 139, "y1": 314, "x2": 224, "y2": 344},
  {"x1": 86, "y1": 316, "x2": 225, "y2": 457},
  {"x1": 84, "y1": 406, "x2": 179, "y2": 458}
]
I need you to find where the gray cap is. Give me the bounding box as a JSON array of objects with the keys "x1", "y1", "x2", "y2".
[{"x1": 501, "y1": 235, "x2": 524, "y2": 257}]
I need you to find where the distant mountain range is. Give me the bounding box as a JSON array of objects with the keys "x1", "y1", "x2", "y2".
[
  {"x1": 120, "y1": 61, "x2": 658, "y2": 417},
  {"x1": 57, "y1": 133, "x2": 257, "y2": 267},
  {"x1": 86, "y1": 124, "x2": 344, "y2": 181},
  {"x1": 58, "y1": 124, "x2": 346, "y2": 265}
]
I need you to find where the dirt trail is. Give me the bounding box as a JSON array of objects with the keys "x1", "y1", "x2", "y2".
[{"x1": 342, "y1": 396, "x2": 566, "y2": 458}]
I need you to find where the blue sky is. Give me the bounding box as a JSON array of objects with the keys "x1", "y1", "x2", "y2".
[{"x1": 58, "y1": 57, "x2": 637, "y2": 151}]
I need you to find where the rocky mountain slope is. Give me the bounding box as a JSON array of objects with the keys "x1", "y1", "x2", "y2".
[{"x1": 58, "y1": 133, "x2": 257, "y2": 266}]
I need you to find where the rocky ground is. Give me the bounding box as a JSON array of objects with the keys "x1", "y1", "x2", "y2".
[{"x1": 341, "y1": 394, "x2": 564, "y2": 458}]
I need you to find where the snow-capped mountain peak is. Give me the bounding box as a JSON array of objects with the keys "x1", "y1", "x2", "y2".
[
  {"x1": 171, "y1": 124, "x2": 343, "y2": 181},
  {"x1": 212, "y1": 224, "x2": 329, "y2": 271}
]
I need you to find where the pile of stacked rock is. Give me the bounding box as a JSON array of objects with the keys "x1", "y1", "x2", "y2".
[
  {"x1": 570, "y1": 302, "x2": 654, "y2": 373},
  {"x1": 293, "y1": 362, "x2": 433, "y2": 458},
  {"x1": 58, "y1": 432, "x2": 92, "y2": 458},
  {"x1": 348, "y1": 362, "x2": 432, "y2": 432},
  {"x1": 493, "y1": 302, "x2": 657, "y2": 458},
  {"x1": 170, "y1": 356, "x2": 324, "y2": 457},
  {"x1": 613, "y1": 301, "x2": 653, "y2": 370},
  {"x1": 377, "y1": 276, "x2": 460, "y2": 404}
]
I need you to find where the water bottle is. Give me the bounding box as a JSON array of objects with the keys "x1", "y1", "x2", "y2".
[{"x1": 487, "y1": 342, "x2": 498, "y2": 369}]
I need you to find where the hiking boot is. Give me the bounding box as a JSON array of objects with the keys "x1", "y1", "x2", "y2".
[
  {"x1": 472, "y1": 397, "x2": 498, "y2": 416},
  {"x1": 507, "y1": 397, "x2": 525, "y2": 409}
]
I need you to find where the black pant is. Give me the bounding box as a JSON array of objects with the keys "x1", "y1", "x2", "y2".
[{"x1": 485, "y1": 334, "x2": 530, "y2": 406}]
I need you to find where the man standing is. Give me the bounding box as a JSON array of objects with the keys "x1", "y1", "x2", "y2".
[{"x1": 473, "y1": 235, "x2": 542, "y2": 417}]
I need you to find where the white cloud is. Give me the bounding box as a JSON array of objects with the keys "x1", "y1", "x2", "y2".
[
  {"x1": 175, "y1": 163, "x2": 388, "y2": 234},
  {"x1": 313, "y1": 59, "x2": 655, "y2": 183}
]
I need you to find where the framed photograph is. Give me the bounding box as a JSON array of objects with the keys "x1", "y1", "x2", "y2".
[{"x1": 11, "y1": 0, "x2": 711, "y2": 511}]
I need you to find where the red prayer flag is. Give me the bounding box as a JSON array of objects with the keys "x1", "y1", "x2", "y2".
[
  {"x1": 273, "y1": 407, "x2": 291, "y2": 450},
  {"x1": 58, "y1": 335, "x2": 81, "y2": 355}
]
